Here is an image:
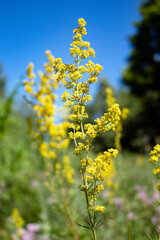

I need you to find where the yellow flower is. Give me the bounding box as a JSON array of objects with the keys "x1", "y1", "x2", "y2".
[
  {"x1": 78, "y1": 18, "x2": 86, "y2": 27},
  {"x1": 121, "y1": 107, "x2": 129, "y2": 119},
  {"x1": 63, "y1": 156, "x2": 75, "y2": 184},
  {"x1": 149, "y1": 144, "x2": 160, "y2": 165},
  {"x1": 106, "y1": 87, "x2": 116, "y2": 107},
  {"x1": 27, "y1": 62, "x2": 35, "y2": 79},
  {"x1": 25, "y1": 85, "x2": 33, "y2": 94},
  {"x1": 95, "y1": 206, "x2": 105, "y2": 212},
  {"x1": 153, "y1": 166, "x2": 160, "y2": 175},
  {"x1": 11, "y1": 208, "x2": 24, "y2": 228}
]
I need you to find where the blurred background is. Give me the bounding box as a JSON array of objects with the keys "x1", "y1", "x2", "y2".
[{"x1": 0, "y1": 0, "x2": 160, "y2": 239}]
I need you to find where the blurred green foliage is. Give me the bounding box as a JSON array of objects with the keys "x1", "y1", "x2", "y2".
[
  {"x1": 0, "y1": 66, "x2": 159, "y2": 239},
  {"x1": 1, "y1": 0, "x2": 160, "y2": 238},
  {"x1": 88, "y1": 0, "x2": 160, "y2": 152},
  {"x1": 122, "y1": 0, "x2": 160, "y2": 151},
  {"x1": 0, "y1": 66, "x2": 43, "y2": 228}
]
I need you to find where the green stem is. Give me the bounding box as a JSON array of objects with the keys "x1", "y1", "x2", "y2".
[
  {"x1": 92, "y1": 229, "x2": 97, "y2": 240},
  {"x1": 73, "y1": 128, "x2": 77, "y2": 147},
  {"x1": 77, "y1": 57, "x2": 80, "y2": 93},
  {"x1": 81, "y1": 120, "x2": 85, "y2": 139},
  {"x1": 83, "y1": 172, "x2": 97, "y2": 240},
  {"x1": 128, "y1": 220, "x2": 131, "y2": 240},
  {"x1": 72, "y1": 55, "x2": 97, "y2": 239}
]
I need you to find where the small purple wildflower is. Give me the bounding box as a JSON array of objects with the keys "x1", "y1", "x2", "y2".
[
  {"x1": 146, "y1": 198, "x2": 153, "y2": 205},
  {"x1": 114, "y1": 197, "x2": 123, "y2": 210},
  {"x1": 134, "y1": 185, "x2": 143, "y2": 192},
  {"x1": 38, "y1": 236, "x2": 51, "y2": 240},
  {"x1": 152, "y1": 191, "x2": 160, "y2": 201},
  {"x1": 27, "y1": 223, "x2": 41, "y2": 232},
  {"x1": 21, "y1": 229, "x2": 35, "y2": 240},
  {"x1": 151, "y1": 216, "x2": 159, "y2": 224},
  {"x1": 137, "y1": 191, "x2": 149, "y2": 203},
  {"x1": 127, "y1": 212, "x2": 136, "y2": 221}
]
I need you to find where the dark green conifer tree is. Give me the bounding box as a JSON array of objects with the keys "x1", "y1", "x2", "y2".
[{"x1": 122, "y1": 0, "x2": 160, "y2": 151}]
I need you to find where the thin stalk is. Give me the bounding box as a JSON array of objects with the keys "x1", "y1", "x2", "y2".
[
  {"x1": 92, "y1": 229, "x2": 97, "y2": 240},
  {"x1": 81, "y1": 120, "x2": 85, "y2": 139},
  {"x1": 72, "y1": 55, "x2": 97, "y2": 240},
  {"x1": 83, "y1": 171, "x2": 97, "y2": 240},
  {"x1": 73, "y1": 128, "x2": 78, "y2": 147},
  {"x1": 58, "y1": 173, "x2": 80, "y2": 240},
  {"x1": 77, "y1": 57, "x2": 80, "y2": 93},
  {"x1": 84, "y1": 190, "x2": 97, "y2": 240},
  {"x1": 93, "y1": 180, "x2": 96, "y2": 224},
  {"x1": 128, "y1": 220, "x2": 131, "y2": 240}
]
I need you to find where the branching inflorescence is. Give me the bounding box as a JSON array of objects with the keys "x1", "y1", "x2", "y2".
[
  {"x1": 24, "y1": 18, "x2": 121, "y2": 240},
  {"x1": 24, "y1": 48, "x2": 78, "y2": 238}
]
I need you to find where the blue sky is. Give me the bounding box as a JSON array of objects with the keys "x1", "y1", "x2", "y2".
[{"x1": 0, "y1": 0, "x2": 140, "y2": 96}]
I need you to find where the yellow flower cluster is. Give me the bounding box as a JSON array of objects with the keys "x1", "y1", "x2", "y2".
[
  {"x1": 24, "y1": 18, "x2": 121, "y2": 237},
  {"x1": 121, "y1": 108, "x2": 129, "y2": 120},
  {"x1": 23, "y1": 63, "x2": 35, "y2": 94},
  {"x1": 26, "y1": 62, "x2": 35, "y2": 79},
  {"x1": 94, "y1": 104, "x2": 121, "y2": 132},
  {"x1": 105, "y1": 87, "x2": 129, "y2": 149},
  {"x1": 50, "y1": 19, "x2": 103, "y2": 126},
  {"x1": 149, "y1": 144, "x2": 160, "y2": 165},
  {"x1": 104, "y1": 160, "x2": 118, "y2": 190},
  {"x1": 153, "y1": 166, "x2": 160, "y2": 176},
  {"x1": 63, "y1": 156, "x2": 75, "y2": 184},
  {"x1": 115, "y1": 108, "x2": 129, "y2": 149},
  {"x1": 88, "y1": 184, "x2": 104, "y2": 201},
  {"x1": 86, "y1": 149, "x2": 118, "y2": 182},
  {"x1": 106, "y1": 87, "x2": 116, "y2": 106},
  {"x1": 149, "y1": 144, "x2": 160, "y2": 189},
  {"x1": 72, "y1": 104, "x2": 121, "y2": 156},
  {"x1": 24, "y1": 51, "x2": 74, "y2": 185},
  {"x1": 11, "y1": 208, "x2": 24, "y2": 236},
  {"x1": 95, "y1": 206, "x2": 105, "y2": 212},
  {"x1": 71, "y1": 18, "x2": 95, "y2": 62}
]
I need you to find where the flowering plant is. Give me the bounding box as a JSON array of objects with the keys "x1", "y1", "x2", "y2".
[{"x1": 24, "y1": 18, "x2": 121, "y2": 240}]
